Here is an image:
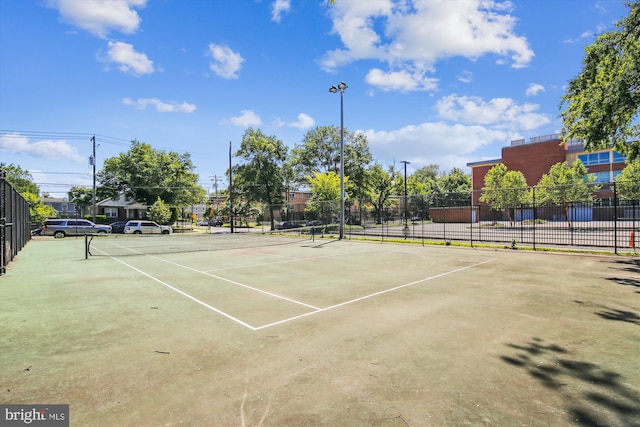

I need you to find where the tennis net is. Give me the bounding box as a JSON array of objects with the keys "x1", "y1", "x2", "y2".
[{"x1": 85, "y1": 227, "x2": 336, "y2": 257}]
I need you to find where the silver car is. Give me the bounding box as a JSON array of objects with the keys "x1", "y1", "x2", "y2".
[
  {"x1": 43, "y1": 219, "x2": 112, "y2": 238},
  {"x1": 124, "y1": 220, "x2": 172, "y2": 235}
]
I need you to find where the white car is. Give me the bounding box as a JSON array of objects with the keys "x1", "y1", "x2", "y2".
[{"x1": 124, "y1": 220, "x2": 172, "y2": 235}]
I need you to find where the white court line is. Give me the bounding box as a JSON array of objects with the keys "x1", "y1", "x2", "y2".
[
  {"x1": 94, "y1": 243, "x2": 496, "y2": 331},
  {"x1": 253, "y1": 257, "x2": 497, "y2": 330},
  {"x1": 97, "y1": 242, "x2": 320, "y2": 310},
  {"x1": 94, "y1": 248, "x2": 259, "y2": 330}
]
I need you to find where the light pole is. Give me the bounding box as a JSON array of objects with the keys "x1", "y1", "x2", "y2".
[
  {"x1": 329, "y1": 81, "x2": 347, "y2": 240},
  {"x1": 400, "y1": 160, "x2": 411, "y2": 236}
]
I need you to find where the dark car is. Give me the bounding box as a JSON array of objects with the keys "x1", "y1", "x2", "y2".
[
  {"x1": 109, "y1": 221, "x2": 129, "y2": 234},
  {"x1": 306, "y1": 220, "x2": 323, "y2": 226},
  {"x1": 345, "y1": 217, "x2": 361, "y2": 225},
  {"x1": 276, "y1": 221, "x2": 302, "y2": 230},
  {"x1": 209, "y1": 219, "x2": 224, "y2": 227}
]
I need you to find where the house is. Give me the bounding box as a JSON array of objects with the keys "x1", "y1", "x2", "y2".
[
  {"x1": 96, "y1": 194, "x2": 149, "y2": 220},
  {"x1": 41, "y1": 197, "x2": 79, "y2": 218},
  {"x1": 467, "y1": 133, "x2": 627, "y2": 205}
]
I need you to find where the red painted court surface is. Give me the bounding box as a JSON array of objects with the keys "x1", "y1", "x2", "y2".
[{"x1": 1, "y1": 235, "x2": 639, "y2": 426}]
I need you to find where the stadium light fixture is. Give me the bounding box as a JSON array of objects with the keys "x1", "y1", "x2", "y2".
[{"x1": 329, "y1": 81, "x2": 347, "y2": 239}]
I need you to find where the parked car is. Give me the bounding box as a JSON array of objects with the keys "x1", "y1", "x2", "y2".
[
  {"x1": 42, "y1": 219, "x2": 112, "y2": 238},
  {"x1": 124, "y1": 220, "x2": 172, "y2": 234},
  {"x1": 109, "y1": 221, "x2": 129, "y2": 234},
  {"x1": 306, "y1": 220, "x2": 323, "y2": 226},
  {"x1": 209, "y1": 219, "x2": 224, "y2": 227},
  {"x1": 275, "y1": 221, "x2": 302, "y2": 230},
  {"x1": 345, "y1": 217, "x2": 361, "y2": 225}
]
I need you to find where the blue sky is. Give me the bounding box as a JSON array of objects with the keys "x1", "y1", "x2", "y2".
[{"x1": 0, "y1": 0, "x2": 631, "y2": 197}]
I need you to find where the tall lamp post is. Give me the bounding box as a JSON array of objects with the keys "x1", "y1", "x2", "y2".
[
  {"x1": 400, "y1": 160, "x2": 411, "y2": 236},
  {"x1": 329, "y1": 81, "x2": 348, "y2": 240}
]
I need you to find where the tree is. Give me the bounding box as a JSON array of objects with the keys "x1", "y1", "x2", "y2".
[
  {"x1": 1, "y1": 163, "x2": 39, "y2": 195},
  {"x1": 233, "y1": 128, "x2": 289, "y2": 230},
  {"x1": 560, "y1": 2, "x2": 640, "y2": 161},
  {"x1": 407, "y1": 164, "x2": 439, "y2": 196},
  {"x1": 147, "y1": 197, "x2": 172, "y2": 224},
  {"x1": 536, "y1": 160, "x2": 598, "y2": 228},
  {"x1": 290, "y1": 126, "x2": 372, "y2": 201},
  {"x1": 616, "y1": 159, "x2": 640, "y2": 200},
  {"x1": 479, "y1": 164, "x2": 530, "y2": 226},
  {"x1": 363, "y1": 163, "x2": 399, "y2": 224},
  {"x1": 98, "y1": 140, "x2": 206, "y2": 209},
  {"x1": 435, "y1": 167, "x2": 472, "y2": 206},
  {"x1": 22, "y1": 192, "x2": 57, "y2": 225},
  {"x1": 304, "y1": 171, "x2": 344, "y2": 224},
  {"x1": 68, "y1": 186, "x2": 93, "y2": 217}
]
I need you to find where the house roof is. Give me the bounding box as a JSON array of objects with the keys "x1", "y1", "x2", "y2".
[{"x1": 97, "y1": 194, "x2": 148, "y2": 209}]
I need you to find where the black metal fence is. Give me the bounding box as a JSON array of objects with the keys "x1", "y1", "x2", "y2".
[
  {"x1": 265, "y1": 182, "x2": 639, "y2": 254},
  {"x1": 1, "y1": 171, "x2": 31, "y2": 275}
]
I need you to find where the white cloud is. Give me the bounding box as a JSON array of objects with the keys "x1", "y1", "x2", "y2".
[
  {"x1": 365, "y1": 68, "x2": 438, "y2": 92},
  {"x1": 321, "y1": 0, "x2": 534, "y2": 92},
  {"x1": 287, "y1": 113, "x2": 315, "y2": 130},
  {"x1": 230, "y1": 110, "x2": 262, "y2": 127},
  {"x1": 208, "y1": 43, "x2": 244, "y2": 79},
  {"x1": 47, "y1": 0, "x2": 147, "y2": 38},
  {"x1": 457, "y1": 70, "x2": 473, "y2": 84},
  {"x1": 525, "y1": 83, "x2": 545, "y2": 97},
  {"x1": 271, "y1": 0, "x2": 291, "y2": 23},
  {"x1": 122, "y1": 98, "x2": 196, "y2": 113},
  {"x1": 104, "y1": 41, "x2": 154, "y2": 75},
  {"x1": 361, "y1": 122, "x2": 508, "y2": 171},
  {"x1": 435, "y1": 94, "x2": 550, "y2": 130},
  {"x1": 0, "y1": 133, "x2": 85, "y2": 163}
]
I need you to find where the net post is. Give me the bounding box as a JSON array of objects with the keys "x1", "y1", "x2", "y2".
[{"x1": 85, "y1": 234, "x2": 89, "y2": 259}]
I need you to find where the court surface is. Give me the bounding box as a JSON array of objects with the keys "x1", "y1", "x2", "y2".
[{"x1": 1, "y1": 234, "x2": 639, "y2": 426}]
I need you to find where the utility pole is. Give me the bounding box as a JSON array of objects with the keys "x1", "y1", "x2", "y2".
[{"x1": 209, "y1": 174, "x2": 223, "y2": 217}]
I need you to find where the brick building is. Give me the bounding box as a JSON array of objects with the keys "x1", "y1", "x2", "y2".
[{"x1": 467, "y1": 133, "x2": 627, "y2": 205}]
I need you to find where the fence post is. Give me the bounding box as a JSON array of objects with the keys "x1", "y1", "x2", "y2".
[
  {"x1": 613, "y1": 182, "x2": 618, "y2": 255},
  {"x1": 532, "y1": 186, "x2": 536, "y2": 251}
]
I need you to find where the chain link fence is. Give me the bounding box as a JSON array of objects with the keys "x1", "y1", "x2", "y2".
[{"x1": 1, "y1": 171, "x2": 31, "y2": 275}]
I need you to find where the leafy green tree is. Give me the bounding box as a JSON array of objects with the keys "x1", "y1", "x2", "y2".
[
  {"x1": 479, "y1": 164, "x2": 530, "y2": 225},
  {"x1": 1, "y1": 163, "x2": 39, "y2": 195},
  {"x1": 290, "y1": 125, "x2": 372, "y2": 201},
  {"x1": 616, "y1": 159, "x2": 640, "y2": 200},
  {"x1": 434, "y1": 167, "x2": 472, "y2": 206},
  {"x1": 68, "y1": 186, "x2": 93, "y2": 217},
  {"x1": 407, "y1": 164, "x2": 439, "y2": 196},
  {"x1": 560, "y1": 2, "x2": 640, "y2": 160},
  {"x1": 536, "y1": 160, "x2": 598, "y2": 228},
  {"x1": 22, "y1": 192, "x2": 57, "y2": 225},
  {"x1": 363, "y1": 163, "x2": 399, "y2": 224},
  {"x1": 98, "y1": 140, "x2": 206, "y2": 209},
  {"x1": 147, "y1": 197, "x2": 172, "y2": 224},
  {"x1": 232, "y1": 128, "x2": 289, "y2": 230},
  {"x1": 305, "y1": 171, "x2": 344, "y2": 223}
]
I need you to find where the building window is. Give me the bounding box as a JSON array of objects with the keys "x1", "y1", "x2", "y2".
[
  {"x1": 589, "y1": 171, "x2": 610, "y2": 183},
  {"x1": 612, "y1": 151, "x2": 626, "y2": 163},
  {"x1": 579, "y1": 151, "x2": 626, "y2": 166},
  {"x1": 105, "y1": 208, "x2": 118, "y2": 218}
]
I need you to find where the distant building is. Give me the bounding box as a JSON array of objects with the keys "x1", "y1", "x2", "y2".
[
  {"x1": 96, "y1": 194, "x2": 149, "y2": 220},
  {"x1": 41, "y1": 197, "x2": 78, "y2": 218},
  {"x1": 467, "y1": 133, "x2": 627, "y2": 206}
]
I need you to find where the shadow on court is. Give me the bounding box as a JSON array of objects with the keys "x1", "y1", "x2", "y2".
[{"x1": 1, "y1": 236, "x2": 639, "y2": 426}]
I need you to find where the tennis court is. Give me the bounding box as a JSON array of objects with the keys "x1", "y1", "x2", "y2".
[{"x1": 1, "y1": 233, "x2": 639, "y2": 426}]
